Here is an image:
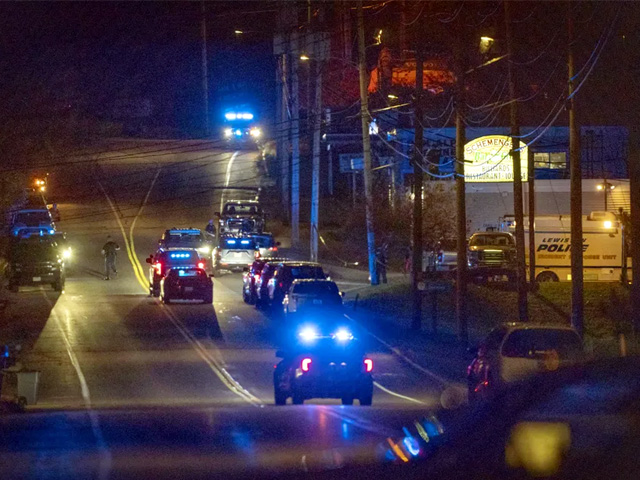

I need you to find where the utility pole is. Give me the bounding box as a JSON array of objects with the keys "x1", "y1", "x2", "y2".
[
  {"x1": 455, "y1": 22, "x2": 468, "y2": 344},
  {"x1": 310, "y1": 56, "x2": 323, "y2": 262},
  {"x1": 200, "y1": 0, "x2": 210, "y2": 136},
  {"x1": 621, "y1": 7, "x2": 640, "y2": 332},
  {"x1": 528, "y1": 147, "x2": 537, "y2": 291},
  {"x1": 357, "y1": 0, "x2": 378, "y2": 286},
  {"x1": 504, "y1": 1, "x2": 528, "y2": 321},
  {"x1": 280, "y1": 50, "x2": 290, "y2": 219},
  {"x1": 568, "y1": 5, "x2": 584, "y2": 338},
  {"x1": 290, "y1": 32, "x2": 301, "y2": 248},
  {"x1": 412, "y1": 46, "x2": 424, "y2": 331}
]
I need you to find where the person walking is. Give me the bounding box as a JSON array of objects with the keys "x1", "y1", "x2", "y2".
[
  {"x1": 102, "y1": 235, "x2": 120, "y2": 280},
  {"x1": 205, "y1": 219, "x2": 216, "y2": 236}
]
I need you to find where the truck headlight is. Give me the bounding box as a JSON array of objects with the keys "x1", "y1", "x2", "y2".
[
  {"x1": 224, "y1": 128, "x2": 233, "y2": 138},
  {"x1": 198, "y1": 246, "x2": 211, "y2": 255},
  {"x1": 249, "y1": 127, "x2": 261, "y2": 138}
]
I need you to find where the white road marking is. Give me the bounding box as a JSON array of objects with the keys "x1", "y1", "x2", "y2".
[
  {"x1": 373, "y1": 381, "x2": 427, "y2": 405},
  {"x1": 45, "y1": 298, "x2": 112, "y2": 480},
  {"x1": 345, "y1": 314, "x2": 451, "y2": 387},
  {"x1": 159, "y1": 303, "x2": 264, "y2": 406},
  {"x1": 220, "y1": 151, "x2": 239, "y2": 212}
]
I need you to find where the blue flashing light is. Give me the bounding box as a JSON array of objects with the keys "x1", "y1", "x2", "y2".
[
  {"x1": 170, "y1": 253, "x2": 191, "y2": 259},
  {"x1": 240, "y1": 240, "x2": 250, "y2": 245},
  {"x1": 333, "y1": 328, "x2": 353, "y2": 342},
  {"x1": 234, "y1": 129, "x2": 242, "y2": 137},
  {"x1": 298, "y1": 326, "x2": 319, "y2": 343},
  {"x1": 225, "y1": 112, "x2": 237, "y2": 121},
  {"x1": 227, "y1": 239, "x2": 237, "y2": 245},
  {"x1": 402, "y1": 436, "x2": 420, "y2": 457},
  {"x1": 239, "y1": 112, "x2": 254, "y2": 120},
  {"x1": 49, "y1": 229, "x2": 55, "y2": 234}
]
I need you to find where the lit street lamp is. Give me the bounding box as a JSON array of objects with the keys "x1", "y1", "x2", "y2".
[{"x1": 596, "y1": 180, "x2": 615, "y2": 211}]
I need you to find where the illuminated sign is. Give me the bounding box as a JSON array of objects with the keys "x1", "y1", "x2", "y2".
[{"x1": 464, "y1": 135, "x2": 528, "y2": 182}]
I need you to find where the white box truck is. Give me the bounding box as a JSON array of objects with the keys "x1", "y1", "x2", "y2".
[{"x1": 503, "y1": 211, "x2": 632, "y2": 282}]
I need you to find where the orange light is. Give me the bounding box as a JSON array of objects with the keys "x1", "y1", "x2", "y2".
[
  {"x1": 364, "y1": 358, "x2": 373, "y2": 372},
  {"x1": 301, "y1": 357, "x2": 312, "y2": 372}
]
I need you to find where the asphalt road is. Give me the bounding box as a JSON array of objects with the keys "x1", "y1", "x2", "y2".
[{"x1": 0, "y1": 138, "x2": 457, "y2": 448}]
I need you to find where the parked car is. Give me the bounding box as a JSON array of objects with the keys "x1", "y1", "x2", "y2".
[
  {"x1": 8, "y1": 236, "x2": 66, "y2": 292},
  {"x1": 467, "y1": 231, "x2": 517, "y2": 281},
  {"x1": 251, "y1": 233, "x2": 281, "y2": 258},
  {"x1": 242, "y1": 257, "x2": 289, "y2": 304},
  {"x1": 282, "y1": 279, "x2": 343, "y2": 315},
  {"x1": 10, "y1": 209, "x2": 56, "y2": 237},
  {"x1": 160, "y1": 267, "x2": 213, "y2": 304},
  {"x1": 467, "y1": 323, "x2": 584, "y2": 403},
  {"x1": 266, "y1": 262, "x2": 326, "y2": 309},
  {"x1": 146, "y1": 248, "x2": 205, "y2": 297}
]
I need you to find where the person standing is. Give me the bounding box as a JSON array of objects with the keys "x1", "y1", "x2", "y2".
[
  {"x1": 376, "y1": 244, "x2": 388, "y2": 284},
  {"x1": 102, "y1": 235, "x2": 120, "y2": 280}
]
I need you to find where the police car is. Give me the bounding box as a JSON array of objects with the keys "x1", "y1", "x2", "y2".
[
  {"x1": 273, "y1": 321, "x2": 374, "y2": 406},
  {"x1": 146, "y1": 248, "x2": 205, "y2": 297},
  {"x1": 160, "y1": 267, "x2": 214, "y2": 304},
  {"x1": 158, "y1": 228, "x2": 214, "y2": 256},
  {"x1": 213, "y1": 236, "x2": 259, "y2": 273}
]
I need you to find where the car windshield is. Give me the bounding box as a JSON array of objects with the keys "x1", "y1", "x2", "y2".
[
  {"x1": 501, "y1": 329, "x2": 582, "y2": 359},
  {"x1": 166, "y1": 232, "x2": 201, "y2": 243},
  {"x1": 169, "y1": 268, "x2": 205, "y2": 278},
  {"x1": 223, "y1": 204, "x2": 261, "y2": 215},
  {"x1": 293, "y1": 282, "x2": 338, "y2": 295},
  {"x1": 13, "y1": 211, "x2": 50, "y2": 226},
  {"x1": 469, "y1": 234, "x2": 514, "y2": 247},
  {"x1": 11, "y1": 242, "x2": 57, "y2": 261},
  {"x1": 289, "y1": 266, "x2": 325, "y2": 278},
  {"x1": 253, "y1": 235, "x2": 274, "y2": 248}
]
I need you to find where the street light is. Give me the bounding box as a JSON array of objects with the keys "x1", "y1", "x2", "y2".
[
  {"x1": 479, "y1": 36, "x2": 495, "y2": 55},
  {"x1": 597, "y1": 180, "x2": 615, "y2": 211},
  {"x1": 300, "y1": 53, "x2": 310, "y2": 61}
]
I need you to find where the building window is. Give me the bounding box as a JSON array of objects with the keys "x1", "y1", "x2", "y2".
[{"x1": 534, "y1": 152, "x2": 567, "y2": 169}]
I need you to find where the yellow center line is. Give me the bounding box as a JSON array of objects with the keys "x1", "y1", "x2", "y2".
[{"x1": 98, "y1": 182, "x2": 148, "y2": 291}]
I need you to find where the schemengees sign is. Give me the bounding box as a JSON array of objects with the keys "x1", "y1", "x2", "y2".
[{"x1": 464, "y1": 135, "x2": 528, "y2": 182}]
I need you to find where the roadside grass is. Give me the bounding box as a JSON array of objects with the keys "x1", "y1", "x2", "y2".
[{"x1": 351, "y1": 280, "x2": 632, "y2": 352}]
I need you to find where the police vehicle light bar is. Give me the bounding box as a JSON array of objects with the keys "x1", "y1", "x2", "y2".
[
  {"x1": 225, "y1": 112, "x2": 254, "y2": 121},
  {"x1": 170, "y1": 253, "x2": 191, "y2": 259}
]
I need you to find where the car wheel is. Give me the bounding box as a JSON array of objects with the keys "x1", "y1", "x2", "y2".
[
  {"x1": 52, "y1": 280, "x2": 64, "y2": 292},
  {"x1": 359, "y1": 386, "x2": 373, "y2": 406},
  {"x1": 292, "y1": 392, "x2": 304, "y2": 405},
  {"x1": 274, "y1": 386, "x2": 287, "y2": 406},
  {"x1": 341, "y1": 396, "x2": 354, "y2": 406},
  {"x1": 536, "y1": 271, "x2": 559, "y2": 283}
]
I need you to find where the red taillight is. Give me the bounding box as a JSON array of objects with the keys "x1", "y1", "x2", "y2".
[
  {"x1": 255, "y1": 251, "x2": 260, "y2": 259},
  {"x1": 154, "y1": 262, "x2": 162, "y2": 275},
  {"x1": 301, "y1": 357, "x2": 312, "y2": 372},
  {"x1": 254, "y1": 274, "x2": 260, "y2": 281},
  {"x1": 197, "y1": 262, "x2": 205, "y2": 269},
  {"x1": 364, "y1": 359, "x2": 373, "y2": 372},
  {"x1": 270, "y1": 247, "x2": 278, "y2": 252}
]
